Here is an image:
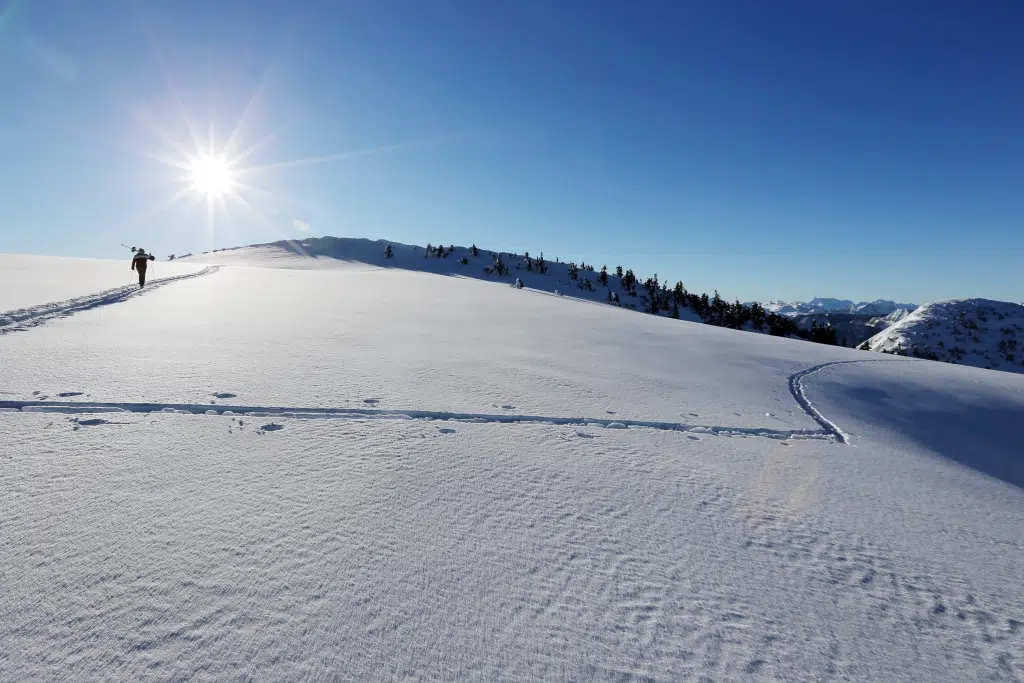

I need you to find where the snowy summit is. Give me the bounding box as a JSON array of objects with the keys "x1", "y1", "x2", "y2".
[
  {"x1": 860, "y1": 298, "x2": 1024, "y2": 373},
  {"x1": 866, "y1": 307, "x2": 913, "y2": 330}
]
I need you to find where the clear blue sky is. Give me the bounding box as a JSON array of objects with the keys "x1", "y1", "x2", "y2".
[{"x1": 1, "y1": 0, "x2": 1021, "y2": 304}]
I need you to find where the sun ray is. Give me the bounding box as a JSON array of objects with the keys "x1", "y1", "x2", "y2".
[
  {"x1": 232, "y1": 180, "x2": 340, "y2": 222},
  {"x1": 228, "y1": 191, "x2": 316, "y2": 260},
  {"x1": 56, "y1": 120, "x2": 191, "y2": 173},
  {"x1": 222, "y1": 60, "x2": 279, "y2": 161},
  {"x1": 235, "y1": 141, "x2": 416, "y2": 176},
  {"x1": 110, "y1": 138, "x2": 191, "y2": 173},
  {"x1": 142, "y1": 25, "x2": 204, "y2": 157},
  {"x1": 133, "y1": 109, "x2": 196, "y2": 166},
  {"x1": 205, "y1": 193, "x2": 216, "y2": 251},
  {"x1": 134, "y1": 183, "x2": 195, "y2": 225},
  {"x1": 227, "y1": 120, "x2": 294, "y2": 168}
]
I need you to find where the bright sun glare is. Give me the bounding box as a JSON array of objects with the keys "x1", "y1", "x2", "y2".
[
  {"x1": 188, "y1": 155, "x2": 234, "y2": 197},
  {"x1": 130, "y1": 64, "x2": 427, "y2": 251}
]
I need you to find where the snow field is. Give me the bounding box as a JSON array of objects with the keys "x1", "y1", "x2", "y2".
[
  {"x1": 0, "y1": 252, "x2": 1021, "y2": 682},
  {"x1": 0, "y1": 264, "x2": 870, "y2": 430}
]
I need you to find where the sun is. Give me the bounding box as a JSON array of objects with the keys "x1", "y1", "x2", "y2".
[
  {"x1": 128, "y1": 64, "x2": 431, "y2": 252},
  {"x1": 188, "y1": 155, "x2": 235, "y2": 197}
]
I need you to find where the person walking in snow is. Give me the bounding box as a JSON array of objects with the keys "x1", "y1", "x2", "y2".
[{"x1": 131, "y1": 248, "x2": 155, "y2": 288}]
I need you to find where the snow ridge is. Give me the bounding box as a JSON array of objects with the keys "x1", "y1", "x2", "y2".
[
  {"x1": 0, "y1": 266, "x2": 219, "y2": 334},
  {"x1": 0, "y1": 399, "x2": 838, "y2": 442}
]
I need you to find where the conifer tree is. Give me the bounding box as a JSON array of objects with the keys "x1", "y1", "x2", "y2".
[{"x1": 673, "y1": 282, "x2": 684, "y2": 305}]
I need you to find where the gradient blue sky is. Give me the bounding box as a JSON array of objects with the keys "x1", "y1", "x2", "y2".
[{"x1": 0, "y1": 0, "x2": 1020, "y2": 303}]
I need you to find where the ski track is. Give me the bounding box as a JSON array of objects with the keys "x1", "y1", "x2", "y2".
[
  {"x1": 0, "y1": 266, "x2": 219, "y2": 334},
  {"x1": 1, "y1": 359, "x2": 905, "y2": 444},
  {"x1": 0, "y1": 399, "x2": 836, "y2": 442},
  {"x1": 787, "y1": 358, "x2": 908, "y2": 444}
]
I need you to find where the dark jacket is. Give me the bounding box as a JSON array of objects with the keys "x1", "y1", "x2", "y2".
[{"x1": 131, "y1": 253, "x2": 155, "y2": 271}]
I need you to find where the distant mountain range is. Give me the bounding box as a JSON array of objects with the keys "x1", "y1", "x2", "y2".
[{"x1": 754, "y1": 298, "x2": 918, "y2": 317}]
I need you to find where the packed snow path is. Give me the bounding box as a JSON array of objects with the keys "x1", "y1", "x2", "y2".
[
  {"x1": 787, "y1": 361, "x2": 864, "y2": 443},
  {"x1": 1, "y1": 255, "x2": 1021, "y2": 682},
  {"x1": 0, "y1": 266, "x2": 219, "y2": 335},
  {"x1": 0, "y1": 397, "x2": 838, "y2": 442}
]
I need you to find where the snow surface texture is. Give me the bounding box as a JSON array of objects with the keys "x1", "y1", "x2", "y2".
[
  {"x1": 1, "y1": 253, "x2": 1022, "y2": 682},
  {"x1": 862, "y1": 298, "x2": 1024, "y2": 374}
]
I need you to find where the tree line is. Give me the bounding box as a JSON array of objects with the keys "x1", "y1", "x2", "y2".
[{"x1": 441, "y1": 243, "x2": 840, "y2": 346}]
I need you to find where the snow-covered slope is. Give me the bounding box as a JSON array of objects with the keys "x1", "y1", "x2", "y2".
[
  {"x1": 861, "y1": 298, "x2": 1024, "y2": 373},
  {"x1": 1, "y1": 254, "x2": 1022, "y2": 682},
  {"x1": 866, "y1": 307, "x2": 912, "y2": 330},
  {"x1": 184, "y1": 238, "x2": 704, "y2": 320}
]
